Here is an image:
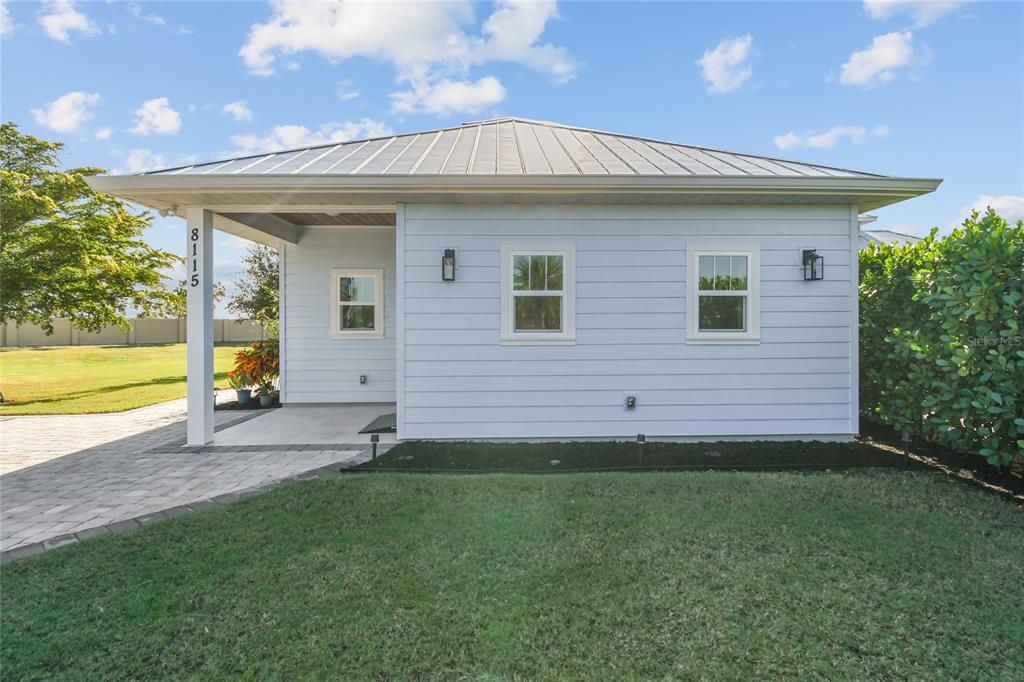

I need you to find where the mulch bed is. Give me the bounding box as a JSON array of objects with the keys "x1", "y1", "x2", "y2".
[
  {"x1": 356, "y1": 439, "x2": 917, "y2": 473},
  {"x1": 357, "y1": 430, "x2": 1023, "y2": 504}
]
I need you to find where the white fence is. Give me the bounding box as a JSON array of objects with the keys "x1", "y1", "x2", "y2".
[{"x1": 0, "y1": 319, "x2": 267, "y2": 347}]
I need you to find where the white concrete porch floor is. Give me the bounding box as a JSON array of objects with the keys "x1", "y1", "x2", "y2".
[{"x1": 211, "y1": 403, "x2": 398, "y2": 446}]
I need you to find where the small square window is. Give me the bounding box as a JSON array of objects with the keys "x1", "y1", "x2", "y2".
[{"x1": 331, "y1": 269, "x2": 383, "y2": 339}]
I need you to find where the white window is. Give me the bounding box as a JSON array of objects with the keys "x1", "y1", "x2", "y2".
[
  {"x1": 500, "y1": 244, "x2": 575, "y2": 345},
  {"x1": 687, "y1": 245, "x2": 760, "y2": 344},
  {"x1": 330, "y1": 268, "x2": 384, "y2": 339}
]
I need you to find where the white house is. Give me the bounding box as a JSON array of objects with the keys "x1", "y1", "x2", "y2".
[{"x1": 88, "y1": 117, "x2": 940, "y2": 445}]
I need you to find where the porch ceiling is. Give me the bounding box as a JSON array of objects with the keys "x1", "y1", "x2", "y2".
[
  {"x1": 212, "y1": 211, "x2": 396, "y2": 246},
  {"x1": 273, "y1": 212, "x2": 396, "y2": 226}
]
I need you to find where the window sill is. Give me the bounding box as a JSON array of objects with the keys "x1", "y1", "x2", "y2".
[
  {"x1": 331, "y1": 332, "x2": 385, "y2": 340},
  {"x1": 500, "y1": 336, "x2": 576, "y2": 346},
  {"x1": 686, "y1": 336, "x2": 760, "y2": 345}
]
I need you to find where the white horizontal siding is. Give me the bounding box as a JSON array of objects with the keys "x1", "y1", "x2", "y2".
[
  {"x1": 283, "y1": 228, "x2": 396, "y2": 404},
  {"x1": 400, "y1": 203, "x2": 854, "y2": 440}
]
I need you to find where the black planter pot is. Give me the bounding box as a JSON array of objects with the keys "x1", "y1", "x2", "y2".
[{"x1": 259, "y1": 394, "x2": 276, "y2": 407}]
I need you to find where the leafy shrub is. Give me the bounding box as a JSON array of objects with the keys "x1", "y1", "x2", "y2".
[
  {"x1": 226, "y1": 370, "x2": 252, "y2": 391},
  {"x1": 232, "y1": 340, "x2": 279, "y2": 397},
  {"x1": 860, "y1": 210, "x2": 1023, "y2": 467}
]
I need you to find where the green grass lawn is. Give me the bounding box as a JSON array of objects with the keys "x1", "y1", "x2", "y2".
[
  {"x1": 0, "y1": 343, "x2": 242, "y2": 414},
  {"x1": 3, "y1": 471, "x2": 1022, "y2": 679}
]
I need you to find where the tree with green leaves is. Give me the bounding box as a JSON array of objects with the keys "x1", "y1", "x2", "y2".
[
  {"x1": 227, "y1": 243, "x2": 279, "y2": 336},
  {"x1": 860, "y1": 209, "x2": 1023, "y2": 468},
  {"x1": 143, "y1": 278, "x2": 227, "y2": 319},
  {"x1": 1, "y1": 122, "x2": 179, "y2": 333}
]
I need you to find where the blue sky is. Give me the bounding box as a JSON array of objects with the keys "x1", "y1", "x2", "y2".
[{"x1": 2, "y1": 1, "x2": 1021, "y2": 315}]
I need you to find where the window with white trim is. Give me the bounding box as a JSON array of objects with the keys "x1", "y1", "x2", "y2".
[
  {"x1": 500, "y1": 244, "x2": 575, "y2": 344},
  {"x1": 331, "y1": 268, "x2": 384, "y2": 339},
  {"x1": 687, "y1": 245, "x2": 760, "y2": 343}
]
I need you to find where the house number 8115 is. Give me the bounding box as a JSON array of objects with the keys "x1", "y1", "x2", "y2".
[{"x1": 190, "y1": 228, "x2": 200, "y2": 287}]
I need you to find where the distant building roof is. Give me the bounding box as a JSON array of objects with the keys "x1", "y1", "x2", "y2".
[
  {"x1": 860, "y1": 229, "x2": 923, "y2": 248},
  {"x1": 141, "y1": 116, "x2": 887, "y2": 179}
]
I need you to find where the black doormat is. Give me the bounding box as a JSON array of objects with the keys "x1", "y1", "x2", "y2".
[{"x1": 359, "y1": 412, "x2": 397, "y2": 434}]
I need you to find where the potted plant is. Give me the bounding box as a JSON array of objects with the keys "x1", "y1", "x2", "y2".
[
  {"x1": 256, "y1": 379, "x2": 278, "y2": 407},
  {"x1": 227, "y1": 370, "x2": 253, "y2": 404},
  {"x1": 232, "y1": 340, "x2": 279, "y2": 409}
]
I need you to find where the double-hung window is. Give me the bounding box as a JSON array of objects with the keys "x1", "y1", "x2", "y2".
[
  {"x1": 686, "y1": 245, "x2": 760, "y2": 343},
  {"x1": 331, "y1": 268, "x2": 384, "y2": 339},
  {"x1": 500, "y1": 244, "x2": 575, "y2": 344}
]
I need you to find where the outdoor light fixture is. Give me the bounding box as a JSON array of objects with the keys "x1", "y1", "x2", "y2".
[
  {"x1": 442, "y1": 248, "x2": 456, "y2": 281},
  {"x1": 802, "y1": 249, "x2": 824, "y2": 281}
]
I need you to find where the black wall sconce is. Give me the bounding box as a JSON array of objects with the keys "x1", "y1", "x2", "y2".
[
  {"x1": 441, "y1": 248, "x2": 456, "y2": 282},
  {"x1": 802, "y1": 249, "x2": 824, "y2": 281}
]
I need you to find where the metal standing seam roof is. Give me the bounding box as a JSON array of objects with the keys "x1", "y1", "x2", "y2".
[{"x1": 141, "y1": 117, "x2": 886, "y2": 179}]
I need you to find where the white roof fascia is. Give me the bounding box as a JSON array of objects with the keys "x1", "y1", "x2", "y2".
[{"x1": 87, "y1": 173, "x2": 942, "y2": 195}]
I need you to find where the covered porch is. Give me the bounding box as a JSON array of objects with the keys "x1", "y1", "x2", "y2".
[{"x1": 166, "y1": 204, "x2": 398, "y2": 446}]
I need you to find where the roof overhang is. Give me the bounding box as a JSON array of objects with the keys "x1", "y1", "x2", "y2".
[{"x1": 86, "y1": 173, "x2": 941, "y2": 244}]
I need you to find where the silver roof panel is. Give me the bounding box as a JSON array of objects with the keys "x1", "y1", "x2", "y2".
[{"x1": 139, "y1": 116, "x2": 887, "y2": 178}]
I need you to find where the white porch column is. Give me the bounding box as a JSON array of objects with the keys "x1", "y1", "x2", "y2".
[{"x1": 186, "y1": 208, "x2": 214, "y2": 445}]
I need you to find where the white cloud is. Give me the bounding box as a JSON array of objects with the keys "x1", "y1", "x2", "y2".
[
  {"x1": 130, "y1": 97, "x2": 182, "y2": 135},
  {"x1": 697, "y1": 35, "x2": 754, "y2": 95},
  {"x1": 219, "y1": 234, "x2": 253, "y2": 251},
  {"x1": 94, "y1": 126, "x2": 113, "y2": 140},
  {"x1": 115, "y1": 148, "x2": 168, "y2": 175},
  {"x1": 773, "y1": 124, "x2": 890, "y2": 150},
  {"x1": 240, "y1": 0, "x2": 573, "y2": 79},
  {"x1": 840, "y1": 31, "x2": 929, "y2": 88},
  {"x1": 30, "y1": 91, "x2": 101, "y2": 132},
  {"x1": 1, "y1": 1, "x2": 15, "y2": 37},
  {"x1": 229, "y1": 118, "x2": 392, "y2": 155},
  {"x1": 336, "y1": 79, "x2": 360, "y2": 101},
  {"x1": 222, "y1": 100, "x2": 254, "y2": 123},
  {"x1": 863, "y1": 1, "x2": 967, "y2": 27},
  {"x1": 956, "y1": 195, "x2": 1024, "y2": 226},
  {"x1": 391, "y1": 76, "x2": 506, "y2": 115},
  {"x1": 127, "y1": 3, "x2": 190, "y2": 34},
  {"x1": 238, "y1": 0, "x2": 574, "y2": 115},
  {"x1": 39, "y1": 0, "x2": 98, "y2": 43},
  {"x1": 474, "y1": 0, "x2": 575, "y2": 84},
  {"x1": 128, "y1": 3, "x2": 163, "y2": 26}
]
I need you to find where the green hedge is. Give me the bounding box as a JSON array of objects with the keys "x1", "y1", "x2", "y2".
[{"x1": 860, "y1": 210, "x2": 1024, "y2": 467}]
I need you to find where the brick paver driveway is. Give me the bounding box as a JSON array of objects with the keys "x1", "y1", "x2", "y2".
[
  {"x1": 1, "y1": 397, "x2": 210, "y2": 475},
  {"x1": 1, "y1": 400, "x2": 371, "y2": 556}
]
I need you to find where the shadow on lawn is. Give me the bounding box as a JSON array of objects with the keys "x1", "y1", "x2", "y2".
[
  {"x1": 0, "y1": 371, "x2": 230, "y2": 408},
  {"x1": 860, "y1": 419, "x2": 1024, "y2": 501}
]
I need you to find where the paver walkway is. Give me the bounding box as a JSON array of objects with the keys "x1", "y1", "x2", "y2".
[
  {"x1": 1, "y1": 401, "x2": 373, "y2": 556},
  {"x1": 1, "y1": 396, "x2": 229, "y2": 475}
]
